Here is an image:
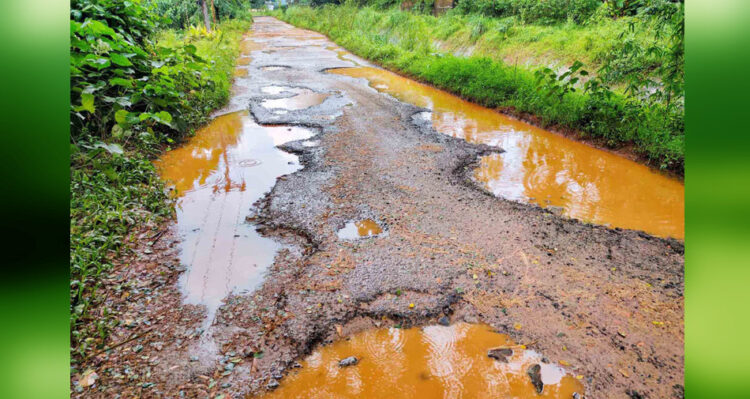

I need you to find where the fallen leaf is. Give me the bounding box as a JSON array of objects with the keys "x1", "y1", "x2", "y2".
[
  {"x1": 619, "y1": 368, "x2": 629, "y2": 377},
  {"x1": 80, "y1": 369, "x2": 99, "y2": 388},
  {"x1": 559, "y1": 360, "x2": 570, "y2": 366}
]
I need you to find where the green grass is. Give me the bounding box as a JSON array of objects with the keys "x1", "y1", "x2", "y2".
[
  {"x1": 70, "y1": 17, "x2": 250, "y2": 359},
  {"x1": 270, "y1": 5, "x2": 683, "y2": 173}
]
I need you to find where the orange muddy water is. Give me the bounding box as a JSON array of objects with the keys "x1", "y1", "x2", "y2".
[
  {"x1": 255, "y1": 322, "x2": 583, "y2": 399},
  {"x1": 331, "y1": 67, "x2": 684, "y2": 239},
  {"x1": 337, "y1": 219, "x2": 385, "y2": 240},
  {"x1": 154, "y1": 111, "x2": 314, "y2": 320}
]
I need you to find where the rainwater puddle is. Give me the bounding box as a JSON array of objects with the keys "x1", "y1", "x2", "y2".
[
  {"x1": 261, "y1": 88, "x2": 329, "y2": 111},
  {"x1": 331, "y1": 67, "x2": 684, "y2": 239},
  {"x1": 262, "y1": 65, "x2": 291, "y2": 71},
  {"x1": 154, "y1": 111, "x2": 314, "y2": 322},
  {"x1": 261, "y1": 85, "x2": 291, "y2": 95},
  {"x1": 253, "y1": 322, "x2": 583, "y2": 399},
  {"x1": 337, "y1": 219, "x2": 385, "y2": 240}
]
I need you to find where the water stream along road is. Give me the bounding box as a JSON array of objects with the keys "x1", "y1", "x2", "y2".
[{"x1": 113, "y1": 17, "x2": 684, "y2": 399}]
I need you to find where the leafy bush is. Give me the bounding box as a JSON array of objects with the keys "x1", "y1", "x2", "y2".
[
  {"x1": 454, "y1": 0, "x2": 600, "y2": 24},
  {"x1": 70, "y1": 0, "x2": 250, "y2": 358}
]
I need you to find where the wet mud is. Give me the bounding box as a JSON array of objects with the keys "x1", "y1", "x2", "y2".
[{"x1": 76, "y1": 17, "x2": 684, "y2": 399}]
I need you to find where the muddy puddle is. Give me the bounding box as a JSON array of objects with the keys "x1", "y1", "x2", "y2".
[
  {"x1": 254, "y1": 322, "x2": 583, "y2": 399},
  {"x1": 337, "y1": 219, "x2": 385, "y2": 240},
  {"x1": 154, "y1": 111, "x2": 314, "y2": 321},
  {"x1": 331, "y1": 67, "x2": 684, "y2": 239},
  {"x1": 261, "y1": 87, "x2": 329, "y2": 111}
]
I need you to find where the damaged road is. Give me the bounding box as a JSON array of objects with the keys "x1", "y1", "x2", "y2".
[{"x1": 74, "y1": 17, "x2": 684, "y2": 399}]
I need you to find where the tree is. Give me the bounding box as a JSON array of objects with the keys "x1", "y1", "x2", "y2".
[{"x1": 199, "y1": 0, "x2": 212, "y2": 31}]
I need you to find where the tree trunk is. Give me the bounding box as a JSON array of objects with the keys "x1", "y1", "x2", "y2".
[
  {"x1": 200, "y1": 0, "x2": 212, "y2": 32},
  {"x1": 210, "y1": 0, "x2": 217, "y2": 25}
]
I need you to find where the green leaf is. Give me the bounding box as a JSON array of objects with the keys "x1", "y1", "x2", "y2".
[
  {"x1": 92, "y1": 142, "x2": 123, "y2": 155},
  {"x1": 153, "y1": 111, "x2": 172, "y2": 125},
  {"x1": 76, "y1": 93, "x2": 95, "y2": 114},
  {"x1": 109, "y1": 77, "x2": 133, "y2": 87},
  {"x1": 115, "y1": 109, "x2": 129, "y2": 125},
  {"x1": 110, "y1": 53, "x2": 133, "y2": 67}
]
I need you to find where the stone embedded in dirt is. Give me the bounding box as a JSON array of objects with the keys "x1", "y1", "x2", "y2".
[
  {"x1": 527, "y1": 363, "x2": 544, "y2": 394},
  {"x1": 338, "y1": 356, "x2": 358, "y2": 367},
  {"x1": 438, "y1": 316, "x2": 450, "y2": 326},
  {"x1": 573, "y1": 392, "x2": 584, "y2": 399},
  {"x1": 267, "y1": 379, "x2": 280, "y2": 390},
  {"x1": 487, "y1": 347, "x2": 513, "y2": 363}
]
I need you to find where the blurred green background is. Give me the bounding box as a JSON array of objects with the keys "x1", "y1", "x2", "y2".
[{"x1": 0, "y1": 0, "x2": 748, "y2": 397}]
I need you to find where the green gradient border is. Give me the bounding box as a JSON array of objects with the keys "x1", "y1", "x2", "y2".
[
  {"x1": 686, "y1": 0, "x2": 750, "y2": 397},
  {"x1": 0, "y1": 0, "x2": 70, "y2": 398},
  {"x1": 2, "y1": 0, "x2": 750, "y2": 397}
]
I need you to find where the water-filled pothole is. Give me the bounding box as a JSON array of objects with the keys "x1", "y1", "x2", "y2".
[
  {"x1": 262, "y1": 85, "x2": 291, "y2": 95},
  {"x1": 337, "y1": 219, "x2": 385, "y2": 240},
  {"x1": 261, "y1": 88, "x2": 329, "y2": 111},
  {"x1": 153, "y1": 111, "x2": 314, "y2": 323},
  {"x1": 262, "y1": 65, "x2": 290, "y2": 71},
  {"x1": 331, "y1": 67, "x2": 684, "y2": 239},
  {"x1": 254, "y1": 322, "x2": 584, "y2": 398}
]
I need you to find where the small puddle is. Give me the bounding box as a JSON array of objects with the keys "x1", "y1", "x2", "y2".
[
  {"x1": 261, "y1": 88, "x2": 329, "y2": 111},
  {"x1": 261, "y1": 85, "x2": 291, "y2": 95},
  {"x1": 331, "y1": 67, "x2": 684, "y2": 239},
  {"x1": 254, "y1": 322, "x2": 583, "y2": 398},
  {"x1": 262, "y1": 65, "x2": 290, "y2": 71},
  {"x1": 337, "y1": 219, "x2": 385, "y2": 240},
  {"x1": 154, "y1": 111, "x2": 314, "y2": 322}
]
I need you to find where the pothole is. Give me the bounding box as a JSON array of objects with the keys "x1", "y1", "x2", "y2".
[
  {"x1": 261, "y1": 85, "x2": 292, "y2": 95},
  {"x1": 254, "y1": 322, "x2": 584, "y2": 398},
  {"x1": 153, "y1": 111, "x2": 315, "y2": 325},
  {"x1": 337, "y1": 219, "x2": 386, "y2": 240},
  {"x1": 261, "y1": 88, "x2": 329, "y2": 111},
  {"x1": 261, "y1": 65, "x2": 291, "y2": 71}
]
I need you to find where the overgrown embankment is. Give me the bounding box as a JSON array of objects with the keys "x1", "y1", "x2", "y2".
[
  {"x1": 70, "y1": 0, "x2": 251, "y2": 359},
  {"x1": 270, "y1": 2, "x2": 684, "y2": 172}
]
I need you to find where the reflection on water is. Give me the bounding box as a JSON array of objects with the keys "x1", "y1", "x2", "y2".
[
  {"x1": 255, "y1": 323, "x2": 583, "y2": 399},
  {"x1": 154, "y1": 111, "x2": 313, "y2": 320},
  {"x1": 261, "y1": 87, "x2": 329, "y2": 110},
  {"x1": 337, "y1": 219, "x2": 385, "y2": 240},
  {"x1": 331, "y1": 67, "x2": 684, "y2": 239}
]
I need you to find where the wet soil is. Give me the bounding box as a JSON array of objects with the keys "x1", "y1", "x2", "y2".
[{"x1": 72, "y1": 17, "x2": 684, "y2": 399}]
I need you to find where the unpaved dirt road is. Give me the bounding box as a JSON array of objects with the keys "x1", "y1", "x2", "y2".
[{"x1": 74, "y1": 17, "x2": 684, "y2": 399}]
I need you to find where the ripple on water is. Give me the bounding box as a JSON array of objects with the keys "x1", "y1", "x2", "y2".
[{"x1": 254, "y1": 323, "x2": 584, "y2": 399}]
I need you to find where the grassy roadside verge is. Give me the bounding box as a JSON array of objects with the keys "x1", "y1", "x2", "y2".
[
  {"x1": 70, "y1": 0, "x2": 251, "y2": 359},
  {"x1": 269, "y1": 5, "x2": 684, "y2": 173}
]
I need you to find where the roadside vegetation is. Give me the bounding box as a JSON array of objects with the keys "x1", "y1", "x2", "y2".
[
  {"x1": 70, "y1": 0, "x2": 251, "y2": 359},
  {"x1": 270, "y1": 0, "x2": 684, "y2": 172}
]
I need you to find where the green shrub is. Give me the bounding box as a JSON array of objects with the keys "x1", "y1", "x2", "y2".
[{"x1": 70, "y1": 0, "x2": 250, "y2": 358}]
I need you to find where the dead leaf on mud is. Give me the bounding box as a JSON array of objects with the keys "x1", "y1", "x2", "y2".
[
  {"x1": 335, "y1": 324, "x2": 343, "y2": 337},
  {"x1": 619, "y1": 368, "x2": 630, "y2": 377},
  {"x1": 80, "y1": 369, "x2": 99, "y2": 388}
]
